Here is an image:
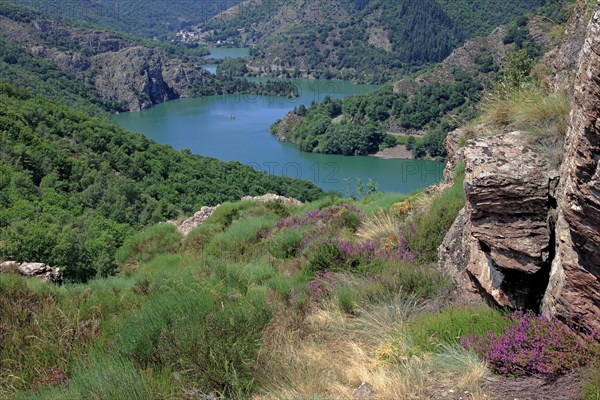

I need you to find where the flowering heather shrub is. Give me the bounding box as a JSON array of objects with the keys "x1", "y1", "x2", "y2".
[
  {"x1": 31, "y1": 367, "x2": 68, "y2": 392},
  {"x1": 307, "y1": 272, "x2": 337, "y2": 301},
  {"x1": 271, "y1": 204, "x2": 364, "y2": 234},
  {"x1": 461, "y1": 311, "x2": 599, "y2": 376}
]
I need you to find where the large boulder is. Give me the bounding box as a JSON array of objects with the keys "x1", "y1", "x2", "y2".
[
  {"x1": 440, "y1": 133, "x2": 558, "y2": 310},
  {"x1": 0, "y1": 261, "x2": 63, "y2": 284}
]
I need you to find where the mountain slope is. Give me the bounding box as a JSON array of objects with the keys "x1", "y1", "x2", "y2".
[
  {"x1": 181, "y1": 0, "x2": 547, "y2": 81},
  {"x1": 9, "y1": 0, "x2": 244, "y2": 40},
  {"x1": 0, "y1": 82, "x2": 324, "y2": 282}
]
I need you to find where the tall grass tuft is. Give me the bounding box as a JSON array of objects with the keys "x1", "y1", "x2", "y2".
[
  {"x1": 406, "y1": 164, "x2": 465, "y2": 262},
  {"x1": 115, "y1": 223, "x2": 181, "y2": 272}
]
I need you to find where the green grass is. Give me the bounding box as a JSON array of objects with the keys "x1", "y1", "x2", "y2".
[
  {"x1": 405, "y1": 305, "x2": 509, "y2": 354},
  {"x1": 407, "y1": 164, "x2": 466, "y2": 262},
  {"x1": 0, "y1": 190, "x2": 497, "y2": 399},
  {"x1": 115, "y1": 223, "x2": 181, "y2": 270}
]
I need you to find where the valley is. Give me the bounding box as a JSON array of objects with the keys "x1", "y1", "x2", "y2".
[{"x1": 0, "y1": 0, "x2": 599, "y2": 399}]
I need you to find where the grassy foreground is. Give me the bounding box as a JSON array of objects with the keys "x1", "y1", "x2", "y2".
[
  {"x1": 0, "y1": 175, "x2": 498, "y2": 399},
  {"x1": 1, "y1": 168, "x2": 597, "y2": 399}
]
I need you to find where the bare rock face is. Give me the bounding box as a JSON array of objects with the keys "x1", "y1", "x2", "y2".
[
  {"x1": 167, "y1": 206, "x2": 219, "y2": 237},
  {"x1": 542, "y1": 9, "x2": 600, "y2": 333},
  {"x1": 0, "y1": 15, "x2": 211, "y2": 112},
  {"x1": 441, "y1": 4, "x2": 600, "y2": 332},
  {"x1": 440, "y1": 133, "x2": 558, "y2": 309},
  {"x1": 0, "y1": 261, "x2": 63, "y2": 284},
  {"x1": 241, "y1": 194, "x2": 303, "y2": 206}
]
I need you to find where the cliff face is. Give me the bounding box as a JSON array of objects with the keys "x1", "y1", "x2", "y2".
[
  {"x1": 440, "y1": 3, "x2": 600, "y2": 332},
  {"x1": 542, "y1": 8, "x2": 600, "y2": 332},
  {"x1": 0, "y1": 16, "x2": 213, "y2": 111}
]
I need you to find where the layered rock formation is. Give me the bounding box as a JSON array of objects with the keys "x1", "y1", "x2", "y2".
[
  {"x1": 439, "y1": 133, "x2": 559, "y2": 309},
  {"x1": 440, "y1": 5, "x2": 600, "y2": 332},
  {"x1": 542, "y1": 8, "x2": 600, "y2": 333}
]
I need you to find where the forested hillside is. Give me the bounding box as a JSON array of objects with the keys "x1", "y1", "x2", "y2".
[
  {"x1": 9, "y1": 0, "x2": 244, "y2": 40},
  {"x1": 270, "y1": 0, "x2": 569, "y2": 158},
  {"x1": 0, "y1": 83, "x2": 324, "y2": 282},
  {"x1": 183, "y1": 0, "x2": 549, "y2": 81}
]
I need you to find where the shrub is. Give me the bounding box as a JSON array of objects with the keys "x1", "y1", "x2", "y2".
[
  {"x1": 405, "y1": 167, "x2": 465, "y2": 262},
  {"x1": 206, "y1": 216, "x2": 277, "y2": 260},
  {"x1": 182, "y1": 223, "x2": 222, "y2": 255},
  {"x1": 115, "y1": 223, "x2": 181, "y2": 270},
  {"x1": 582, "y1": 358, "x2": 600, "y2": 400},
  {"x1": 462, "y1": 311, "x2": 600, "y2": 376},
  {"x1": 116, "y1": 282, "x2": 272, "y2": 397},
  {"x1": 70, "y1": 357, "x2": 157, "y2": 400},
  {"x1": 266, "y1": 229, "x2": 303, "y2": 259}
]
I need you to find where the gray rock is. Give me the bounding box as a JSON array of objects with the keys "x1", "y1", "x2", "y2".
[{"x1": 352, "y1": 381, "x2": 374, "y2": 399}]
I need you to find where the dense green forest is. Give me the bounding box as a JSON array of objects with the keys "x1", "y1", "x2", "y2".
[
  {"x1": 271, "y1": 70, "x2": 483, "y2": 157},
  {"x1": 0, "y1": 82, "x2": 324, "y2": 282},
  {"x1": 9, "y1": 0, "x2": 243, "y2": 40},
  {"x1": 195, "y1": 0, "x2": 547, "y2": 81}
]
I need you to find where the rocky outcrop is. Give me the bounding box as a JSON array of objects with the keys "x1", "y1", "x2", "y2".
[
  {"x1": 440, "y1": 133, "x2": 559, "y2": 309},
  {"x1": 0, "y1": 261, "x2": 63, "y2": 284},
  {"x1": 0, "y1": 14, "x2": 212, "y2": 111},
  {"x1": 168, "y1": 194, "x2": 302, "y2": 236},
  {"x1": 440, "y1": 4, "x2": 600, "y2": 332},
  {"x1": 241, "y1": 194, "x2": 303, "y2": 206},
  {"x1": 167, "y1": 206, "x2": 219, "y2": 236},
  {"x1": 541, "y1": 0, "x2": 593, "y2": 92},
  {"x1": 542, "y1": 9, "x2": 600, "y2": 333}
]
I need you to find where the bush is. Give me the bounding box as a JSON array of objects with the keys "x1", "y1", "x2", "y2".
[
  {"x1": 267, "y1": 229, "x2": 303, "y2": 259},
  {"x1": 406, "y1": 166, "x2": 465, "y2": 261},
  {"x1": 206, "y1": 216, "x2": 277, "y2": 260},
  {"x1": 336, "y1": 285, "x2": 355, "y2": 314},
  {"x1": 116, "y1": 282, "x2": 272, "y2": 397},
  {"x1": 115, "y1": 224, "x2": 181, "y2": 269},
  {"x1": 182, "y1": 223, "x2": 222, "y2": 255},
  {"x1": 462, "y1": 311, "x2": 600, "y2": 376}
]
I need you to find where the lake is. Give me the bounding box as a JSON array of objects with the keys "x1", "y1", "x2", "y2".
[{"x1": 114, "y1": 78, "x2": 444, "y2": 194}]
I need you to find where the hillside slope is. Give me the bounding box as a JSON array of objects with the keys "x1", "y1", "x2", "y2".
[
  {"x1": 0, "y1": 82, "x2": 323, "y2": 281},
  {"x1": 181, "y1": 0, "x2": 547, "y2": 81},
  {"x1": 9, "y1": 0, "x2": 244, "y2": 40}
]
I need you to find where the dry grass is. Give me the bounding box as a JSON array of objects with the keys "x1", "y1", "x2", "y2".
[
  {"x1": 356, "y1": 211, "x2": 400, "y2": 244},
  {"x1": 481, "y1": 86, "x2": 571, "y2": 139},
  {"x1": 253, "y1": 296, "x2": 488, "y2": 400},
  {"x1": 478, "y1": 85, "x2": 571, "y2": 167}
]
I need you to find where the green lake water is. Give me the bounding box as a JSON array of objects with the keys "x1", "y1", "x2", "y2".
[{"x1": 114, "y1": 77, "x2": 444, "y2": 194}]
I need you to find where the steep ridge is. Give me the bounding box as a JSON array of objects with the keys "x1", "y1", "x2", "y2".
[
  {"x1": 180, "y1": 0, "x2": 544, "y2": 81},
  {"x1": 439, "y1": 1, "x2": 600, "y2": 332},
  {"x1": 0, "y1": 4, "x2": 214, "y2": 111}
]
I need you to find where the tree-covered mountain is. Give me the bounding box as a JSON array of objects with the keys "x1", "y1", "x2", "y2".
[
  {"x1": 181, "y1": 0, "x2": 549, "y2": 82},
  {"x1": 9, "y1": 0, "x2": 244, "y2": 40},
  {"x1": 0, "y1": 82, "x2": 324, "y2": 282},
  {"x1": 0, "y1": 3, "x2": 298, "y2": 113}
]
